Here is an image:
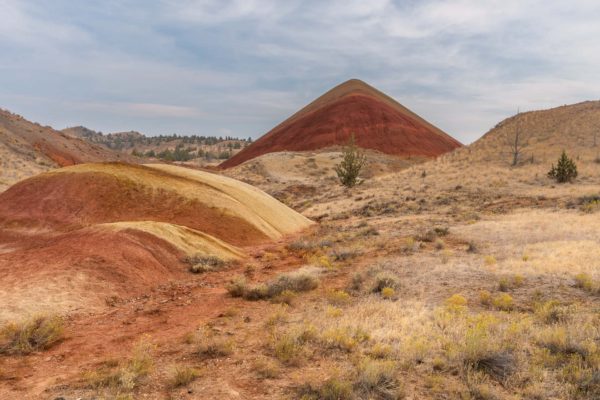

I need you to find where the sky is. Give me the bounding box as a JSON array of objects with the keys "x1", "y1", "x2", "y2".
[{"x1": 1, "y1": 1, "x2": 599, "y2": 144}]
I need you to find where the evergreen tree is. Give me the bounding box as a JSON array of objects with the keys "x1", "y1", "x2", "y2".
[
  {"x1": 548, "y1": 150, "x2": 578, "y2": 183},
  {"x1": 334, "y1": 133, "x2": 366, "y2": 188}
]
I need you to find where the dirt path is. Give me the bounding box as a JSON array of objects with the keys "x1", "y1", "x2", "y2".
[{"x1": 0, "y1": 236, "x2": 309, "y2": 399}]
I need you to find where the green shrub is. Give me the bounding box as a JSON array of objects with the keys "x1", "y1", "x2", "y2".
[
  {"x1": 334, "y1": 133, "x2": 366, "y2": 188},
  {"x1": 548, "y1": 150, "x2": 578, "y2": 183}
]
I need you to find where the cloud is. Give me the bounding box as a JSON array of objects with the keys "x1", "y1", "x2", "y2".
[
  {"x1": 82, "y1": 102, "x2": 203, "y2": 118},
  {"x1": 0, "y1": 1, "x2": 599, "y2": 141}
]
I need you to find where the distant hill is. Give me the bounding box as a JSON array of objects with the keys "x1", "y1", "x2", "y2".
[
  {"x1": 220, "y1": 79, "x2": 462, "y2": 168},
  {"x1": 63, "y1": 126, "x2": 251, "y2": 163},
  {"x1": 0, "y1": 109, "x2": 135, "y2": 191},
  {"x1": 448, "y1": 101, "x2": 600, "y2": 165}
]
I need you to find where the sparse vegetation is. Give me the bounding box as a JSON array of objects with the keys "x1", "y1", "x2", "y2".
[
  {"x1": 186, "y1": 255, "x2": 228, "y2": 273},
  {"x1": 354, "y1": 359, "x2": 402, "y2": 399},
  {"x1": 227, "y1": 268, "x2": 320, "y2": 301},
  {"x1": 83, "y1": 339, "x2": 154, "y2": 393},
  {"x1": 299, "y1": 377, "x2": 354, "y2": 400},
  {"x1": 8, "y1": 83, "x2": 600, "y2": 400},
  {"x1": 197, "y1": 334, "x2": 234, "y2": 359},
  {"x1": 372, "y1": 273, "x2": 400, "y2": 293},
  {"x1": 253, "y1": 357, "x2": 281, "y2": 379},
  {"x1": 491, "y1": 293, "x2": 514, "y2": 311},
  {"x1": 168, "y1": 365, "x2": 200, "y2": 387},
  {"x1": 381, "y1": 287, "x2": 395, "y2": 300},
  {"x1": 272, "y1": 332, "x2": 305, "y2": 365},
  {"x1": 0, "y1": 314, "x2": 64, "y2": 354}
]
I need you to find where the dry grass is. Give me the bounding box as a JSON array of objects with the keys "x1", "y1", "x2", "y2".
[
  {"x1": 197, "y1": 335, "x2": 234, "y2": 359},
  {"x1": 83, "y1": 339, "x2": 154, "y2": 394},
  {"x1": 0, "y1": 314, "x2": 63, "y2": 354},
  {"x1": 227, "y1": 267, "x2": 321, "y2": 300},
  {"x1": 168, "y1": 365, "x2": 200, "y2": 388}
]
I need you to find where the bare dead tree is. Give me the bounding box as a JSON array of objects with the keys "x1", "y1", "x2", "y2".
[{"x1": 507, "y1": 109, "x2": 524, "y2": 166}]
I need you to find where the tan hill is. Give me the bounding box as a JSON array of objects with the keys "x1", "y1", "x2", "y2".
[
  {"x1": 220, "y1": 79, "x2": 462, "y2": 168},
  {"x1": 447, "y1": 100, "x2": 600, "y2": 165},
  {"x1": 0, "y1": 162, "x2": 312, "y2": 320},
  {"x1": 0, "y1": 109, "x2": 134, "y2": 191}
]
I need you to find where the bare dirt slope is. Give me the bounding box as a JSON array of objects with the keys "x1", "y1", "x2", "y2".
[
  {"x1": 220, "y1": 79, "x2": 462, "y2": 168},
  {"x1": 0, "y1": 109, "x2": 135, "y2": 191}
]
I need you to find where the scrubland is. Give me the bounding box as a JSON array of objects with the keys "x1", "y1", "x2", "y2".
[{"x1": 1, "y1": 148, "x2": 600, "y2": 400}]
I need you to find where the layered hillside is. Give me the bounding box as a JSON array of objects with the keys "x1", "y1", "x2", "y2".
[
  {"x1": 220, "y1": 79, "x2": 462, "y2": 168},
  {"x1": 0, "y1": 163, "x2": 312, "y2": 318},
  {"x1": 446, "y1": 101, "x2": 600, "y2": 165},
  {"x1": 0, "y1": 109, "x2": 134, "y2": 191}
]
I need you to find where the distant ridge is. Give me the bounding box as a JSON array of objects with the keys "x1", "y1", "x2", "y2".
[
  {"x1": 449, "y1": 100, "x2": 600, "y2": 165},
  {"x1": 0, "y1": 108, "x2": 135, "y2": 190},
  {"x1": 220, "y1": 79, "x2": 462, "y2": 168}
]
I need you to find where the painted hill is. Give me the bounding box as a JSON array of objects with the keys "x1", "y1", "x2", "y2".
[
  {"x1": 220, "y1": 79, "x2": 462, "y2": 168},
  {"x1": 445, "y1": 100, "x2": 600, "y2": 165},
  {"x1": 0, "y1": 163, "x2": 312, "y2": 318},
  {"x1": 0, "y1": 108, "x2": 134, "y2": 191}
]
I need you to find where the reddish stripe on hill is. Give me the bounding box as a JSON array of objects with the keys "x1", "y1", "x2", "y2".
[{"x1": 220, "y1": 79, "x2": 462, "y2": 169}]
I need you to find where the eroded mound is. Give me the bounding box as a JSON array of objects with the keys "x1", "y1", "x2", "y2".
[
  {"x1": 0, "y1": 163, "x2": 312, "y2": 246},
  {"x1": 0, "y1": 163, "x2": 312, "y2": 319},
  {"x1": 220, "y1": 79, "x2": 462, "y2": 168}
]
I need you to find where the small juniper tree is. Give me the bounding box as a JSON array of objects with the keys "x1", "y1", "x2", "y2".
[
  {"x1": 335, "y1": 133, "x2": 366, "y2": 188},
  {"x1": 548, "y1": 150, "x2": 578, "y2": 183}
]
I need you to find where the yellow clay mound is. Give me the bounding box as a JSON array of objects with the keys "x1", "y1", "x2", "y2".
[
  {"x1": 98, "y1": 221, "x2": 244, "y2": 260},
  {"x1": 43, "y1": 162, "x2": 313, "y2": 241},
  {"x1": 145, "y1": 163, "x2": 314, "y2": 239}
]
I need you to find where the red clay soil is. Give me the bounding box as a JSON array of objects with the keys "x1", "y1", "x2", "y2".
[
  {"x1": 0, "y1": 227, "x2": 190, "y2": 303},
  {"x1": 0, "y1": 235, "x2": 310, "y2": 399},
  {"x1": 0, "y1": 170, "x2": 269, "y2": 247},
  {"x1": 220, "y1": 79, "x2": 462, "y2": 168}
]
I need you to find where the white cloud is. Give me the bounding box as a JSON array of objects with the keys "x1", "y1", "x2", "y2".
[{"x1": 0, "y1": 0, "x2": 89, "y2": 46}]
